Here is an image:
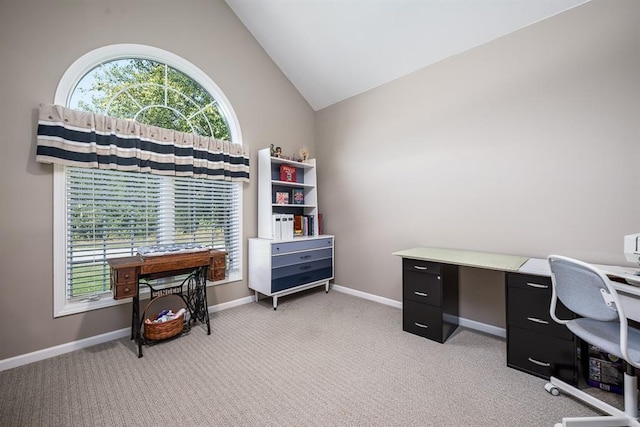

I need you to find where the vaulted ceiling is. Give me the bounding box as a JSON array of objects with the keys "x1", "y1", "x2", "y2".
[{"x1": 225, "y1": 0, "x2": 590, "y2": 111}]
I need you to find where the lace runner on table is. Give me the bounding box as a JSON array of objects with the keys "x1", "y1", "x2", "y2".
[{"x1": 137, "y1": 243, "x2": 211, "y2": 257}]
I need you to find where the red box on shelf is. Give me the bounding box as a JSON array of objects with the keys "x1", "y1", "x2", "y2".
[{"x1": 279, "y1": 165, "x2": 297, "y2": 182}]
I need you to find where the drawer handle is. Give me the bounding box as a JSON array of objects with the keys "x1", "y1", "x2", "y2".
[
  {"x1": 124, "y1": 274, "x2": 130, "y2": 279},
  {"x1": 300, "y1": 265, "x2": 312, "y2": 271},
  {"x1": 414, "y1": 291, "x2": 428, "y2": 297},
  {"x1": 413, "y1": 266, "x2": 428, "y2": 270},
  {"x1": 526, "y1": 317, "x2": 549, "y2": 325},
  {"x1": 124, "y1": 287, "x2": 130, "y2": 293},
  {"x1": 526, "y1": 282, "x2": 548, "y2": 289},
  {"x1": 527, "y1": 357, "x2": 550, "y2": 367},
  {"x1": 414, "y1": 322, "x2": 428, "y2": 329},
  {"x1": 300, "y1": 255, "x2": 312, "y2": 260}
]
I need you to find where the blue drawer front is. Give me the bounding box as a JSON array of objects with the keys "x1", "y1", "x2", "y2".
[
  {"x1": 272, "y1": 248, "x2": 332, "y2": 268},
  {"x1": 271, "y1": 238, "x2": 333, "y2": 255},
  {"x1": 271, "y1": 267, "x2": 333, "y2": 293},
  {"x1": 272, "y1": 257, "x2": 332, "y2": 280}
]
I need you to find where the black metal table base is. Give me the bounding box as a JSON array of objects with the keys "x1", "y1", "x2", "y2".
[{"x1": 133, "y1": 266, "x2": 211, "y2": 358}]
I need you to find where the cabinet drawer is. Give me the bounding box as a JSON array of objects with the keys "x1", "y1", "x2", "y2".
[
  {"x1": 507, "y1": 326, "x2": 577, "y2": 384},
  {"x1": 271, "y1": 266, "x2": 333, "y2": 293},
  {"x1": 113, "y1": 267, "x2": 137, "y2": 284},
  {"x1": 272, "y1": 258, "x2": 332, "y2": 280},
  {"x1": 403, "y1": 300, "x2": 443, "y2": 342},
  {"x1": 271, "y1": 238, "x2": 333, "y2": 255},
  {"x1": 272, "y1": 248, "x2": 332, "y2": 268},
  {"x1": 507, "y1": 273, "x2": 552, "y2": 293},
  {"x1": 403, "y1": 270, "x2": 441, "y2": 306},
  {"x1": 402, "y1": 258, "x2": 441, "y2": 275},
  {"x1": 112, "y1": 282, "x2": 137, "y2": 300},
  {"x1": 507, "y1": 286, "x2": 573, "y2": 340}
]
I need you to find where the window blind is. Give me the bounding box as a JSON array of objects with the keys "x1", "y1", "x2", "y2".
[{"x1": 66, "y1": 167, "x2": 240, "y2": 300}]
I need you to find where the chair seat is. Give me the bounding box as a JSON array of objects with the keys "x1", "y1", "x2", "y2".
[{"x1": 568, "y1": 318, "x2": 640, "y2": 364}]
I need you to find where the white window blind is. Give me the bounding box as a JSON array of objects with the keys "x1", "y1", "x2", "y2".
[{"x1": 66, "y1": 167, "x2": 240, "y2": 300}]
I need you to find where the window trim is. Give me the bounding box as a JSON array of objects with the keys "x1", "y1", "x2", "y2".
[{"x1": 53, "y1": 44, "x2": 244, "y2": 317}]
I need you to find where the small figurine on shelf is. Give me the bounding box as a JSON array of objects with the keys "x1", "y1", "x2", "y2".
[
  {"x1": 270, "y1": 144, "x2": 276, "y2": 156},
  {"x1": 275, "y1": 146, "x2": 282, "y2": 158},
  {"x1": 299, "y1": 146, "x2": 309, "y2": 163}
]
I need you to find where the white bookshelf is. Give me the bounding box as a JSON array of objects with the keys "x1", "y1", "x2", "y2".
[
  {"x1": 251, "y1": 147, "x2": 333, "y2": 309},
  {"x1": 257, "y1": 148, "x2": 319, "y2": 239}
]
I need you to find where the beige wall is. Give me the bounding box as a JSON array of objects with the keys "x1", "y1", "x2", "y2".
[
  {"x1": 0, "y1": 0, "x2": 314, "y2": 360},
  {"x1": 2, "y1": 0, "x2": 639, "y2": 362},
  {"x1": 315, "y1": 0, "x2": 640, "y2": 327}
]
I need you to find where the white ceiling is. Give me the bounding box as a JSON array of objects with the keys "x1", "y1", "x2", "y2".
[{"x1": 225, "y1": 0, "x2": 590, "y2": 111}]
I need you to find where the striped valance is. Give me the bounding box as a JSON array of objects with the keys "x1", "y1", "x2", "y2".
[{"x1": 36, "y1": 104, "x2": 249, "y2": 182}]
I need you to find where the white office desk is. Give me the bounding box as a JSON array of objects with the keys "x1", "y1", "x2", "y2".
[{"x1": 520, "y1": 257, "x2": 640, "y2": 322}]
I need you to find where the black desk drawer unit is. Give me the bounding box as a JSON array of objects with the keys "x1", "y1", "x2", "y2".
[
  {"x1": 402, "y1": 258, "x2": 459, "y2": 343},
  {"x1": 506, "y1": 273, "x2": 578, "y2": 385}
]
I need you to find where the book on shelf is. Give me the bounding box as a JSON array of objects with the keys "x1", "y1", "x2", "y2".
[
  {"x1": 279, "y1": 165, "x2": 297, "y2": 182},
  {"x1": 294, "y1": 215, "x2": 303, "y2": 237},
  {"x1": 293, "y1": 214, "x2": 315, "y2": 237},
  {"x1": 275, "y1": 191, "x2": 289, "y2": 205},
  {"x1": 292, "y1": 188, "x2": 304, "y2": 205}
]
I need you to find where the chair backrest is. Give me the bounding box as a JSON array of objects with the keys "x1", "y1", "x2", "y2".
[{"x1": 548, "y1": 255, "x2": 620, "y2": 322}]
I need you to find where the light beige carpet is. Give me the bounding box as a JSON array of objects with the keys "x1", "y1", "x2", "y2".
[{"x1": 0, "y1": 288, "x2": 621, "y2": 426}]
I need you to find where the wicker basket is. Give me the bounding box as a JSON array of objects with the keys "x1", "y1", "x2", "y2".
[{"x1": 142, "y1": 294, "x2": 186, "y2": 341}]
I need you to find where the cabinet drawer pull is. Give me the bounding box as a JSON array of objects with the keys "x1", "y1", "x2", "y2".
[
  {"x1": 414, "y1": 322, "x2": 428, "y2": 329},
  {"x1": 526, "y1": 282, "x2": 548, "y2": 289},
  {"x1": 527, "y1": 357, "x2": 550, "y2": 367},
  {"x1": 414, "y1": 291, "x2": 428, "y2": 297},
  {"x1": 413, "y1": 266, "x2": 428, "y2": 270},
  {"x1": 300, "y1": 255, "x2": 312, "y2": 260},
  {"x1": 526, "y1": 317, "x2": 549, "y2": 325},
  {"x1": 300, "y1": 265, "x2": 312, "y2": 271}
]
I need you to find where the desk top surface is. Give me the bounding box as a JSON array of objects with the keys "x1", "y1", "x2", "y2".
[
  {"x1": 107, "y1": 250, "x2": 221, "y2": 269},
  {"x1": 393, "y1": 247, "x2": 529, "y2": 272},
  {"x1": 395, "y1": 246, "x2": 640, "y2": 296}
]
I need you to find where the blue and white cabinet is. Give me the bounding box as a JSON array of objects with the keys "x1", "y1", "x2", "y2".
[
  {"x1": 249, "y1": 236, "x2": 334, "y2": 309},
  {"x1": 250, "y1": 147, "x2": 334, "y2": 309}
]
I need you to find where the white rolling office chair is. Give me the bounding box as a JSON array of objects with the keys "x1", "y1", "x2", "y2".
[{"x1": 546, "y1": 255, "x2": 640, "y2": 427}]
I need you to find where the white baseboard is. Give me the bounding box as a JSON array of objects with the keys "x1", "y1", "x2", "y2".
[
  {"x1": 0, "y1": 328, "x2": 131, "y2": 372},
  {"x1": 332, "y1": 284, "x2": 403, "y2": 309},
  {"x1": 209, "y1": 296, "x2": 254, "y2": 313},
  {"x1": 332, "y1": 284, "x2": 506, "y2": 338},
  {"x1": 0, "y1": 295, "x2": 254, "y2": 372},
  {"x1": 2, "y1": 287, "x2": 505, "y2": 371},
  {"x1": 445, "y1": 314, "x2": 506, "y2": 338}
]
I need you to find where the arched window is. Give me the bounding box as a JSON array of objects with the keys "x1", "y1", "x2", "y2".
[
  {"x1": 69, "y1": 58, "x2": 230, "y2": 140},
  {"x1": 52, "y1": 45, "x2": 243, "y2": 317}
]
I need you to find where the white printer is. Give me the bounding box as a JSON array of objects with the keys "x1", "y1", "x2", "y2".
[{"x1": 624, "y1": 233, "x2": 640, "y2": 264}]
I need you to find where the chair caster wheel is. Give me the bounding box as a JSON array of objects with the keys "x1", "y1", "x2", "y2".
[{"x1": 545, "y1": 382, "x2": 560, "y2": 396}]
